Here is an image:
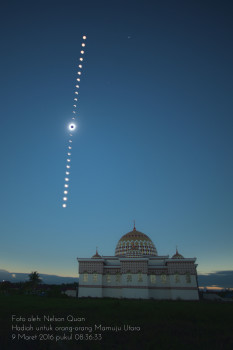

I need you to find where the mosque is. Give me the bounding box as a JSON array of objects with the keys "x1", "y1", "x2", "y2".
[{"x1": 77, "y1": 225, "x2": 199, "y2": 300}]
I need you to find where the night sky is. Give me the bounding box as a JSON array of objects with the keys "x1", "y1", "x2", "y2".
[{"x1": 1, "y1": 0, "x2": 233, "y2": 277}]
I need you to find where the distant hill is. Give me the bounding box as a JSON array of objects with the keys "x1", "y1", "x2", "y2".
[{"x1": 0, "y1": 270, "x2": 78, "y2": 284}]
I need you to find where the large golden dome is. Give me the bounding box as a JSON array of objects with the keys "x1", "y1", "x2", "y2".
[{"x1": 115, "y1": 226, "x2": 157, "y2": 257}]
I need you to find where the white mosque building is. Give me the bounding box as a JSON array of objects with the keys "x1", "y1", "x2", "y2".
[{"x1": 77, "y1": 225, "x2": 199, "y2": 300}]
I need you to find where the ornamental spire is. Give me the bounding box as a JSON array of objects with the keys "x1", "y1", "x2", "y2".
[{"x1": 133, "y1": 220, "x2": 136, "y2": 231}]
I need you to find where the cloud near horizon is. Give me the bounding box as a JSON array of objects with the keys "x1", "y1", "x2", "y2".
[{"x1": 197, "y1": 270, "x2": 233, "y2": 288}]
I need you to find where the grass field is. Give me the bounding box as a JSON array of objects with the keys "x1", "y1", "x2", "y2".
[{"x1": 0, "y1": 294, "x2": 233, "y2": 350}]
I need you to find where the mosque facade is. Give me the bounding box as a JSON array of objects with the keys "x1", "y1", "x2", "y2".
[{"x1": 77, "y1": 226, "x2": 199, "y2": 300}]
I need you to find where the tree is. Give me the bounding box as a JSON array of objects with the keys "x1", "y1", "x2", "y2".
[{"x1": 28, "y1": 271, "x2": 42, "y2": 287}]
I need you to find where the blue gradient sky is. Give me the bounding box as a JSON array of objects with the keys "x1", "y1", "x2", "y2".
[{"x1": 1, "y1": 0, "x2": 233, "y2": 277}]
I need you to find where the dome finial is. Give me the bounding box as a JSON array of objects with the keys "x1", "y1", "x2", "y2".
[
  {"x1": 133, "y1": 220, "x2": 136, "y2": 231},
  {"x1": 92, "y1": 247, "x2": 101, "y2": 259},
  {"x1": 172, "y1": 246, "x2": 184, "y2": 259}
]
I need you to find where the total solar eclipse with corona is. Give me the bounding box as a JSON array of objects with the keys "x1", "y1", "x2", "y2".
[{"x1": 68, "y1": 123, "x2": 76, "y2": 131}]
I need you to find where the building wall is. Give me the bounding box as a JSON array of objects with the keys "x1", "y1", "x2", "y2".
[
  {"x1": 78, "y1": 286, "x2": 102, "y2": 298},
  {"x1": 120, "y1": 272, "x2": 149, "y2": 299},
  {"x1": 78, "y1": 256, "x2": 199, "y2": 300},
  {"x1": 102, "y1": 286, "x2": 122, "y2": 298},
  {"x1": 149, "y1": 288, "x2": 172, "y2": 300},
  {"x1": 79, "y1": 273, "x2": 103, "y2": 298},
  {"x1": 170, "y1": 289, "x2": 199, "y2": 300}
]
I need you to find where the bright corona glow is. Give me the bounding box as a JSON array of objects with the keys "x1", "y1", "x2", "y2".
[
  {"x1": 63, "y1": 197, "x2": 68, "y2": 201},
  {"x1": 79, "y1": 58, "x2": 83, "y2": 61},
  {"x1": 62, "y1": 204, "x2": 67, "y2": 208},
  {"x1": 64, "y1": 184, "x2": 69, "y2": 188},
  {"x1": 64, "y1": 191, "x2": 68, "y2": 194},
  {"x1": 68, "y1": 123, "x2": 76, "y2": 131},
  {"x1": 81, "y1": 51, "x2": 84, "y2": 54},
  {"x1": 66, "y1": 165, "x2": 70, "y2": 168},
  {"x1": 83, "y1": 36, "x2": 86, "y2": 39},
  {"x1": 82, "y1": 43, "x2": 85, "y2": 47}
]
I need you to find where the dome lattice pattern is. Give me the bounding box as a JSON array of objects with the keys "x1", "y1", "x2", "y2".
[{"x1": 115, "y1": 228, "x2": 157, "y2": 257}]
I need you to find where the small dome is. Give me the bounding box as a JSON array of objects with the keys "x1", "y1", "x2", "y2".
[
  {"x1": 115, "y1": 225, "x2": 157, "y2": 257},
  {"x1": 172, "y1": 248, "x2": 184, "y2": 259},
  {"x1": 92, "y1": 249, "x2": 101, "y2": 259}
]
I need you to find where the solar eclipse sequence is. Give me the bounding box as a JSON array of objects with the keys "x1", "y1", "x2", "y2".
[{"x1": 62, "y1": 35, "x2": 87, "y2": 208}]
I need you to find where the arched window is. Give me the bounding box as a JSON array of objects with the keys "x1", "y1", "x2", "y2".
[
  {"x1": 126, "y1": 271, "x2": 132, "y2": 282},
  {"x1": 161, "y1": 274, "x2": 167, "y2": 283},
  {"x1": 93, "y1": 273, "x2": 98, "y2": 282},
  {"x1": 138, "y1": 272, "x2": 143, "y2": 282},
  {"x1": 150, "y1": 275, "x2": 156, "y2": 284},
  {"x1": 83, "y1": 272, "x2": 88, "y2": 282},
  {"x1": 106, "y1": 274, "x2": 111, "y2": 283},
  {"x1": 175, "y1": 273, "x2": 180, "y2": 283},
  {"x1": 115, "y1": 273, "x2": 121, "y2": 283}
]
